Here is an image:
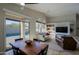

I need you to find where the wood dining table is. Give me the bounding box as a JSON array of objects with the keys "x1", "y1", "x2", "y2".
[{"x1": 10, "y1": 40, "x2": 48, "y2": 55}]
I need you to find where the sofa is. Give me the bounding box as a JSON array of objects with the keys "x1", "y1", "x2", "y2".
[
  {"x1": 34, "y1": 33, "x2": 51, "y2": 42},
  {"x1": 56, "y1": 35, "x2": 77, "y2": 50}
]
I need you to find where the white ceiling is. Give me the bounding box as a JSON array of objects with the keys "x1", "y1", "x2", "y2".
[{"x1": 25, "y1": 3, "x2": 79, "y2": 17}]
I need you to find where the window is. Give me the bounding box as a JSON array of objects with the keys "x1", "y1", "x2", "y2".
[
  {"x1": 5, "y1": 18, "x2": 30, "y2": 48},
  {"x1": 36, "y1": 22, "x2": 39, "y2": 32},
  {"x1": 6, "y1": 19, "x2": 20, "y2": 48},
  {"x1": 42, "y1": 24, "x2": 46, "y2": 33},
  {"x1": 24, "y1": 22, "x2": 30, "y2": 40},
  {"x1": 36, "y1": 21, "x2": 46, "y2": 34}
]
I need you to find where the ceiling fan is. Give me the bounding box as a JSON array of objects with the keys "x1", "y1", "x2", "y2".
[
  {"x1": 20, "y1": 3, "x2": 38, "y2": 10},
  {"x1": 20, "y1": 3, "x2": 38, "y2": 6}
]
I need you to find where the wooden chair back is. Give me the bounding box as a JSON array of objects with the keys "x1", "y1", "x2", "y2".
[{"x1": 15, "y1": 38, "x2": 23, "y2": 42}]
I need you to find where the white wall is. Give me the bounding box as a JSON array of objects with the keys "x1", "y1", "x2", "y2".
[
  {"x1": 76, "y1": 14, "x2": 79, "y2": 36},
  {"x1": 47, "y1": 14, "x2": 76, "y2": 36},
  {"x1": 54, "y1": 22, "x2": 70, "y2": 35},
  {"x1": 0, "y1": 9, "x2": 5, "y2": 54}
]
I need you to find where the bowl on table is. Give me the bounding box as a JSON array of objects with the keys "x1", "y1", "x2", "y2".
[{"x1": 25, "y1": 40, "x2": 33, "y2": 46}]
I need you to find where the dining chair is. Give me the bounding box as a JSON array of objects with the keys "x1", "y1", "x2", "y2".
[
  {"x1": 38, "y1": 45, "x2": 49, "y2": 55},
  {"x1": 43, "y1": 45, "x2": 49, "y2": 55},
  {"x1": 9, "y1": 43, "x2": 20, "y2": 55},
  {"x1": 33, "y1": 39, "x2": 41, "y2": 42},
  {"x1": 15, "y1": 38, "x2": 23, "y2": 42}
]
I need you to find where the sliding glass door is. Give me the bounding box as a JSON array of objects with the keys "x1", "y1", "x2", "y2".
[
  {"x1": 5, "y1": 18, "x2": 30, "y2": 48},
  {"x1": 6, "y1": 19, "x2": 20, "y2": 48}
]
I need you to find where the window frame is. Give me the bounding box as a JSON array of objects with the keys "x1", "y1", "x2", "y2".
[
  {"x1": 5, "y1": 18, "x2": 21, "y2": 38},
  {"x1": 24, "y1": 21, "x2": 30, "y2": 39},
  {"x1": 36, "y1": 21, "x2": 46, "y2": 34}
]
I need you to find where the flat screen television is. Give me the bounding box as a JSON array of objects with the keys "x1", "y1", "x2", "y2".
[{"x1": 56, "y1": 27, "x2": 68, "y2": 33}]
